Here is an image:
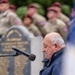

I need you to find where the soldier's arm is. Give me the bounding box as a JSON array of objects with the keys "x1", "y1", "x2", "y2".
[
  {"x1": 43, "y1": 22, "x2": 51, "y2": 34},
  {"x1": 33, "y1": 26, "x2": 42, "y2": 36},
  {"x1": 29, "y1": 24, "x2": 42, "y2": 36},
  {"x1": 33, "y1": 14, "x2": 47, "y2": 36},
  {"x1": 9, "y1": 14, "x2": 23, "y2": 26},
  {"x1": 37, "y1": 16, "x2": 46, "y2": 26},
  {"x1": 58, "y1": 22, "x2": 68, "y2": 41}
]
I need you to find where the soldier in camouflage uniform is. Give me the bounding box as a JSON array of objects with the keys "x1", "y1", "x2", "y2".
[
  {"x1": 44, "y1": 7, "x2": 68, "y2": 41},
  {"x1": 27, "y1": 4, "x2": 47, "y2": 37},
  {"x1": 0, "y1": 0, "x2": 23, "y2": 36},
  {"x1": 22, "y1": 15, "x2": 42, "y2": 36},
  {"x1": 51, "y1": 2, "x2": 70, "y2": 28}
]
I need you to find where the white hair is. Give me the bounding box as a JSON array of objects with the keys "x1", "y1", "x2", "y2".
[{"x1": 50, "y1": 35, "x2": 65, "y2": 47}]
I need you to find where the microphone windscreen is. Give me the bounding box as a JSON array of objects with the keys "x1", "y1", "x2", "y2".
[{"x1": 29, "y1": 54, "x2": 36, "y2": 61}]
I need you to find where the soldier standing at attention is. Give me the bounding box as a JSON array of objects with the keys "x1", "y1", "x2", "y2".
[
  {"x1": 22, "y1": 15, "x2": 42, "y2": 36},
  {"x1": 27, "y1": 4, "x2": 47, "y2": 37},
  {"x1": 51, "y1": 2, "x2": 70, "y2": 27},
  {"x1": 44, "y1": 7, "x2": 68, "y2": 41},
  {"x1": 0, "y1": 0, "x2": 23, "y2": 37}
]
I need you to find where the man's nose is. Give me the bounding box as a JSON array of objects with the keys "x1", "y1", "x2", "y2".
[{"x1": 42, "y1": 48, "x2": 45, "y2": 52}]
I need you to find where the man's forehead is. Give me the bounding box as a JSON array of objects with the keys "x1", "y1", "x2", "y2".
[
  {"x1": 43, "y1": 33, "x2": 60, "y2": 43},
  {"x1": 43, "y1": 37, "x2": 50, "y2": 44}
]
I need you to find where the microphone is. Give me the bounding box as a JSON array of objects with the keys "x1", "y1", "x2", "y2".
[{"x1": 12, "y1": 47, "x2": 36, "y2": 61}]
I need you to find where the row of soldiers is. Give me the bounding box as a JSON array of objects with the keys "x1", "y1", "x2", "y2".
[{"x1": 0, "y1": 0, "x2": 70, "y2": 41}]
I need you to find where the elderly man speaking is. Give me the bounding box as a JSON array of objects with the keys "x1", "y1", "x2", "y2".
[{"x1": 40, "y1": 32, "x2": 65, "y2": 75}]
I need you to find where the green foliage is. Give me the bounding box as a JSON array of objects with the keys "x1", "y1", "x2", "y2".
[
  {"x1": 38, "y1": 7, "x2": 45, "y2": 15},
  {"x1": 62, "y1": 5, "x2": 71, "y2": 16},
  {"x1": 16, "y1": 6, "x2": 27, "y2": 19}
]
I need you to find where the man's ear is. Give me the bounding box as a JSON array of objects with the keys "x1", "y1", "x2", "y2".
[
  {"x1": 54, "y1": 44, "x2": 58, "y2": 48},
  {"x1": 54, "y1": 44, "x2": 59, "y2": 51}
]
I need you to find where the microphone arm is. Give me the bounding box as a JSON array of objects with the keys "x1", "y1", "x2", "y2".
[
  {"x1": 12, "y1": 47, "x2": 30, "y2": 57},
  {"x1": 12, "y1": 46, "x2": 36, "y2": 61}
]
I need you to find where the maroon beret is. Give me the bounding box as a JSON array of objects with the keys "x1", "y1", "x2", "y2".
[
  {"x1": 0, "y1": 0, "x2": 9, "y2": 4},
  {"x1": 27, "y1": 4, "x2": 38, "y2": 9},
  {"x1": 9, "y1": 5, "x2": 16, "y2": 10},
  {"x1": 52, "y1": 2, "x2": 61, "y2": 8},
  {"x1": 47, "y1": 7, "x2": 58, "y2": 13}
]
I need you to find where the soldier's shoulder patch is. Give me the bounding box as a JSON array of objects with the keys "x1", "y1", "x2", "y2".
[
  {"x1": 14, "y1": 19, "x2": 19, "y2": 23},
  {"x1": 39, "y1": 21, "x2": 46, "y2": 26},
  {"x1": 62, "y1": 27, "x2": 67, "y2": 32},
  {"x1": 14, "y1": 19, "x2": 22, "y2": 25}
]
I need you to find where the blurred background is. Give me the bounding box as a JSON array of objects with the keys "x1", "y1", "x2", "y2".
[{"x1": 9, "y1": 0, "x2": 73, "y2": 19}]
